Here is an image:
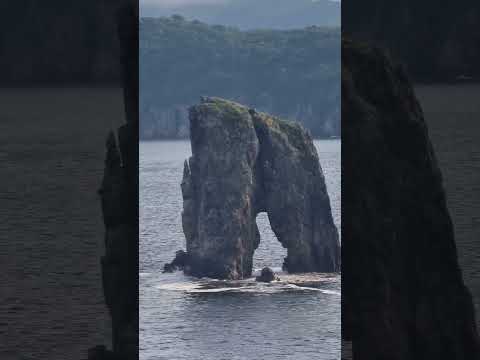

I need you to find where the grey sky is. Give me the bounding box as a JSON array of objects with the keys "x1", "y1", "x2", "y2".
[
  {"x1": 140, "y1": 0, "x2": 228, "y2": 7},
  {"x1": 141, "y1": 0, "x2": 340, "y2": 8}
]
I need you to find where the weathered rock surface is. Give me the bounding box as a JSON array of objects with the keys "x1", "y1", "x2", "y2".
[
  {"x1": 98, "y1": 126, "x2": 137, "y2": 360},
  {"x1": 255, "y1": 267, "x2": 277, "y2": 283},
  {"x1": 177, "y1": 97, "x2": 340, "y2": 280},
  {"x1": 342, "y1": 39, "x2": 480, "y2": 359},
  {"x1": 163, "y1": 250, "x2": 188, "y2": 273}
]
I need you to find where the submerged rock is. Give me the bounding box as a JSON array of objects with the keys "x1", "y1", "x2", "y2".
[
  {"x1": 255, "y1": 267, "x2": 276, "y2": 283},
  {"x1": 342, "y1": 39, "x2": 480, "y2": 359},
  {"x1": 178, "y1": 97, "x2": 340, "y2": 280}
]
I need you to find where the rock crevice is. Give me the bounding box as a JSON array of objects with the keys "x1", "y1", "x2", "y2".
[{"x1": 178, "y1": 97, "x2": 340, "y2": 279}]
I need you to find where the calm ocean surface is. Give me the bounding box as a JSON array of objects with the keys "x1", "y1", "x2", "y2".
[
  {"x1": 140, "y1": 139, "x2": 341, "y2": 360},
  {"x1": 417, "y1": 84, "x2": 480, "y2": 328},
  {"x1": 0, "y1": 88, "x2": 123, "y2": 359}
]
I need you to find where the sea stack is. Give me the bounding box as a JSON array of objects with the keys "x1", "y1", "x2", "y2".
[
  {"x1": 93, "y1": 3, "x2": 138, "y2": 360},
  {"x1": 177, "y1": 97, "x2": 340, "y2": 280},
  {"x1": 341, "y1": 39, "x2": 480, "y2": 359}
]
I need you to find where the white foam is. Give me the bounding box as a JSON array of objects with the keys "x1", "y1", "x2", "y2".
[
  {"x1": 252, "y1": 266, "x2": 284, "y2": 274},
  {"x1": 155, "y1": 282, "x2": 199, "y2": 291},
  {"x1": 186, "y1": 286, "x2": 242, "y2": 293},
  {"x1": 154, "y1": 279, "x2": 340, "y2": 295},
  {"x1": 289, "y1": 284, "x2": 341, "y2": 296},
  {"x1": 152, "y1": 271, "x2": 340, "y2": 295}
]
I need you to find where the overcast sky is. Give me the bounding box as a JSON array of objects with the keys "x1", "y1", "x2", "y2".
[
  {"x1": 141, "y1": 0, "x2": 340, "y2": 8},
  {"x1": 140, "y1": 0, "x2": 228, "y2": 7}
]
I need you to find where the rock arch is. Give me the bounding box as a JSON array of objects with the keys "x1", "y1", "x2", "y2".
[
  {"x1": 253, "y1": 212, "x2": 286, "y2": 268},
  {"x1": 180, "y1": 97, "x2": 340, "y2": 279}
]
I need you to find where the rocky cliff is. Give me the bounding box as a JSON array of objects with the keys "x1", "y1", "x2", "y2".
[
  {"x1": 97, "y1": 126, "x2": 137, "y2": 360},
  {"x1": 173, "y1": 97, "x2": 340, "y2": 280},
  {"x1": 89, "y1": 4, "x2": 138, "y2": 360},
  {"x1": 341, "y1": 39, "x2": 480, "y2": 359}
]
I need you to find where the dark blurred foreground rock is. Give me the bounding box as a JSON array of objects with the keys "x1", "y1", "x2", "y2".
[
  {"x1": 255, "y1": 267, "x2": 276, "y2": 283},
  {"x1": 341, "y1": 38, "x2": 480, "y2": 359},
  {"x1": 97, "y1": 125, "x2": 137, "y2": 359},
  {"x1": 87, "y1": 346, "x2": 115, "y2": 360},
  {"x1": 169, "y1": 97, "x2": 340, "y2": 280},
  {"x1": 87, "y1": 3, "x2": 138, "y2": 360}
]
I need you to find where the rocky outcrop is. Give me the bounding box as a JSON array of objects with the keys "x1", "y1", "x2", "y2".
[
  {"x1": 177, "y1": 97, "x2": 340, "y2": 280},
  {"x1": 90, "y1": 3, "x2": 138, "y2": 360},
  {"x1": 140, "y1": 100, "x2": 340, "y2": 141},
  {"x1": 256, "y1": 267, "x2": 277, "y2": 283},
  {"x1": 98, "y1": 125, "x2": 137, "y2": 360},
  {"x1": 341, "y1": 39, "x2": 480, "y2": 359},
  {"x1": 163, "y1": 250, "x2": 188, "y2": 273}
]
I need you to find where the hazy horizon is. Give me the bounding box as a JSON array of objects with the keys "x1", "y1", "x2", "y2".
[
  {"x1": 140, "y1": 0, "x2": 340, "y2": 29},
  {"x1": 141, "y1": 0, "x2": 340, "y2": 9}
]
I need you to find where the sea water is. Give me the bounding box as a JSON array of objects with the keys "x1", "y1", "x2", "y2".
[{"x1": 140, "y1": 139, "x2": 341, "y2": 360}]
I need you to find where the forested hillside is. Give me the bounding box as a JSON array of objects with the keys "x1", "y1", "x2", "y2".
[{"x1": 140, "y1": 16, "x2": 340, "y2": 139}]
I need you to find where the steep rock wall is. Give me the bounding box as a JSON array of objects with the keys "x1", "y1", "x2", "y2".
[
  {"x1": 341, "y1": 39, "x2": 480, "y2": 359},
  {"x1": 179, "y1": 97, "x2": 340, "y2": 279}
]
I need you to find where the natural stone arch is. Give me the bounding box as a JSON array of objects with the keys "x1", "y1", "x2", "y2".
[
  {"x1": 179, "y1": 97, "x2": 340, "y2": 280},
  {"x1": 253, "y1": 212, "x2": 286, "y2": 269}
]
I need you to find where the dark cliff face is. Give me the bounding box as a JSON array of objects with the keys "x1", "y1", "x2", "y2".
[
  {"x1": 99, "y1": 126, "x2": 137, "y2": 360},
  {"x1": 0, "y1": 0, "x2": 129, "y2": 84},
  {"x1": 342, "y1": 39, "x2": 480, "y2": 359},
  {"x1": 93, "y1": 4, "x2": 138, "y2": 360},
  {"x1": 342, "y1": 0, "x2": 480, "y2": 82},
  {"x1": 179, "y1": 97, "x2": 340, "y2": 280}
]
